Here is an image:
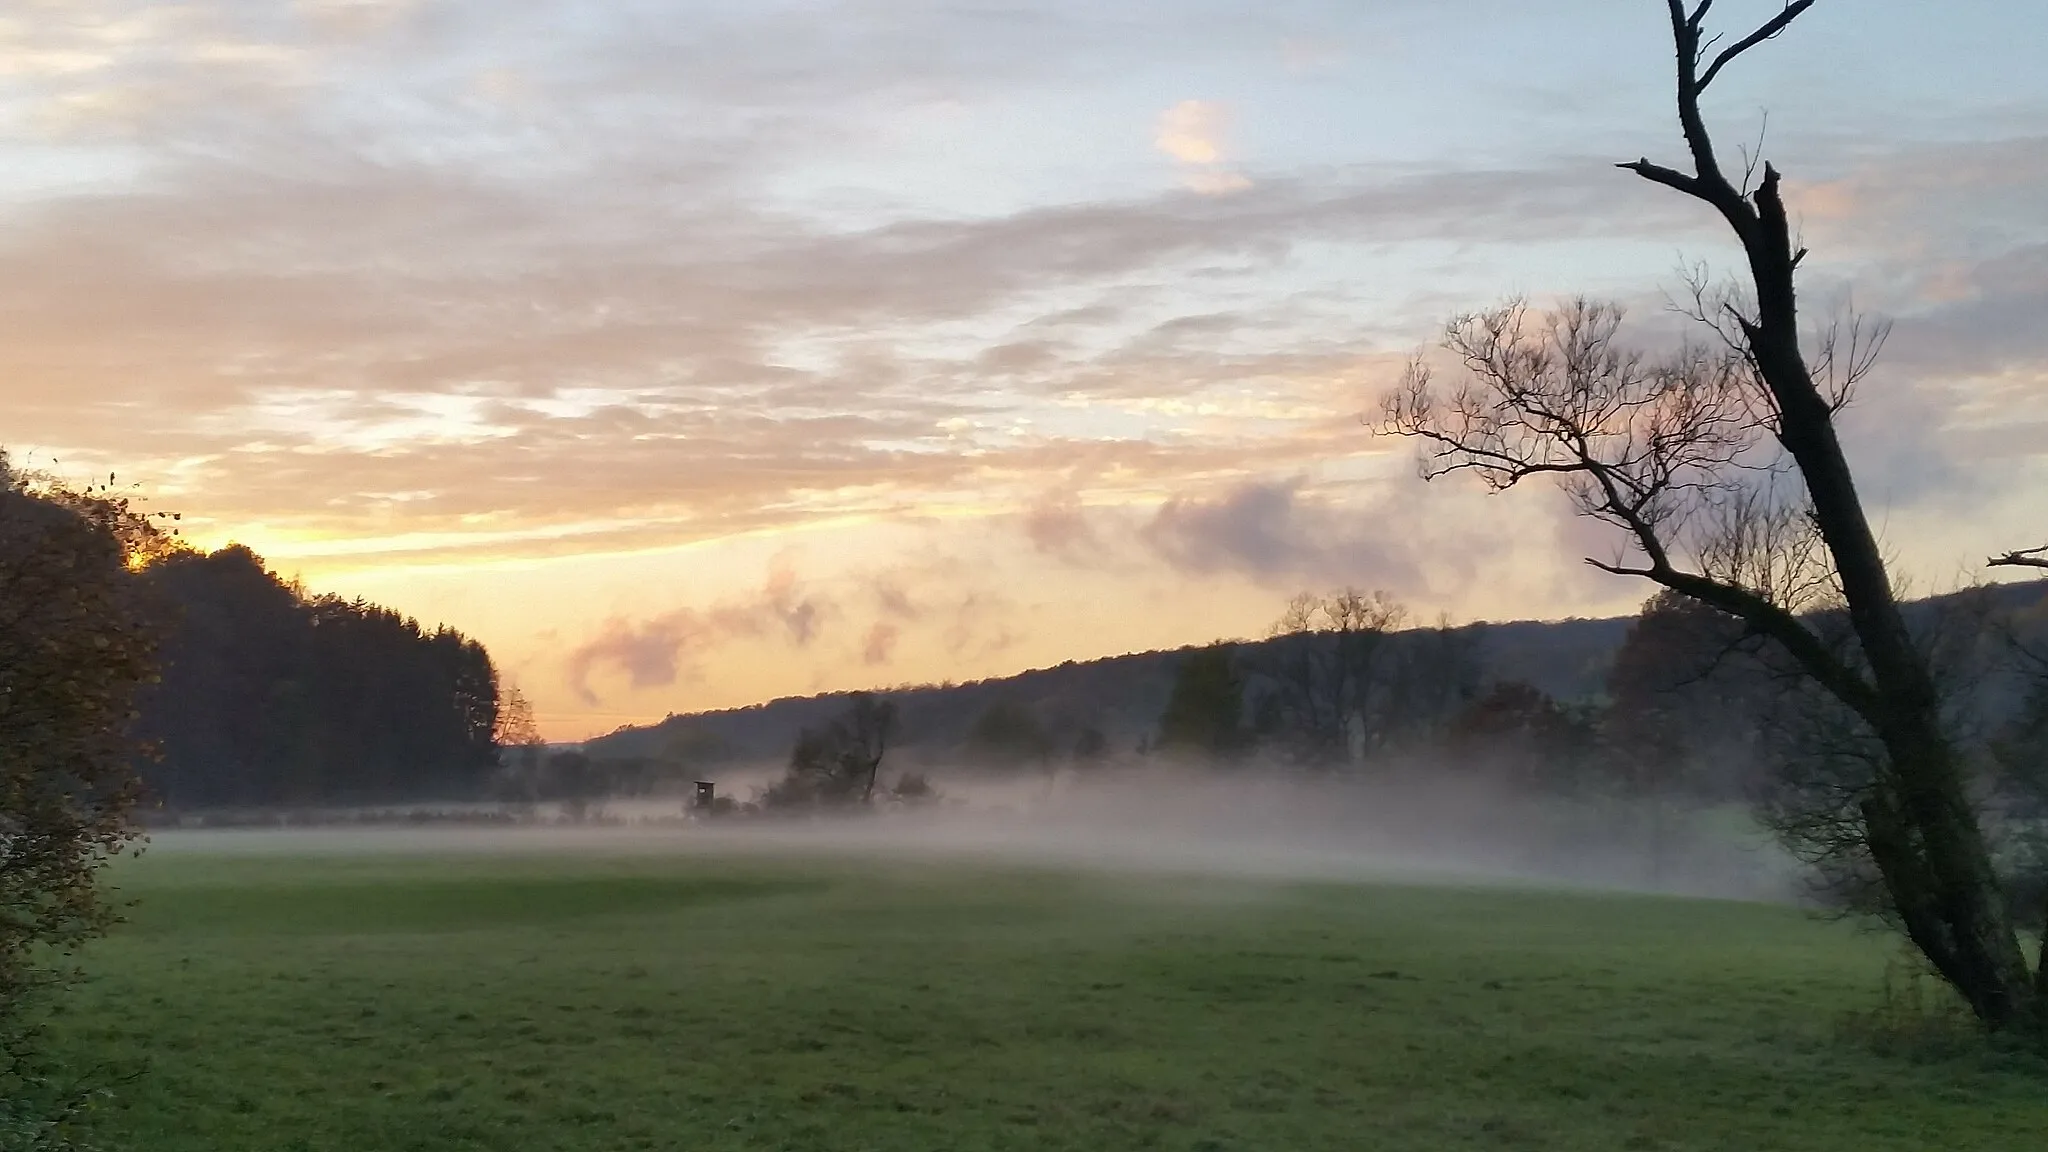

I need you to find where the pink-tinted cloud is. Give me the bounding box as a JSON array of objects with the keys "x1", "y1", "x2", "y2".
[
  {"x1": 565, "y1": 563, "x2": 829, "y2": 703},
  {"x1": 861, "y1": 621, "x2": 899, "y2": 666}
]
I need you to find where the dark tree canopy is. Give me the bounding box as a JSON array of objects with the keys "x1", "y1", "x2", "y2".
[
  {"x1": 1603, "y1": 590, "x2": 1771, "y2": 802},
  {"x1": 1445, "y1": 681, "x2": 1599, "y2": 793},
  {"x1": 761, "y1": 693, "x2": 900, "y2": 810},
  {"x1": 0, "y1": 457, "x2": 167, "y2": 1127},
  {"x1": 1156, "y1": 646, "x2": 1248, "y2": 759},
  {"x1": 965, "y1": 701, "x2": 1054, "y2": 769},
  {"x1": 135, "y1": 546, "x2": 501, "y2": 808}
]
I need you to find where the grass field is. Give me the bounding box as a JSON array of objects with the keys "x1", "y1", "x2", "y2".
[{"x1": 42, "y1": 835, "x2": 2048, "y2": 1151}]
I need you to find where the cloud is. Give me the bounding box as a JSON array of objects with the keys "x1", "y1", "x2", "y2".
[
  {"x1": 763, "y1": 559, "x2": 825, "y2": 646},
  {"x1": 944, "y1": 589, "x2": 1021, "y2": 660},
  {"x1": 861, "y1": 622, "x2": 899, "y2": 666},
  {"x1": 1142, "y1": 476, "x2": 1422, "y2": 589},
  {"x1": 565, "y1": 563, "x2": 830, "y2": 703},
  {"x1": 1022, "y1": 493, "x2": 1101, "y2": 560},
  {"x1": 0, "y1": 143, "x2": 1703, "y2": 567},
  {"x1": 1279, "y1": 37, "x2": 1345, "y2": 75},
  {"x1": 1156, "y1": 100, "x2": 1226, "y2": 165},
  {"x1": 872, "y1": 579, "x2": 921, "y2": 621},
  {"x1": 560, "y1": 550, "x2": 1029, "y2": 704},
  {"x1": 565, "y1": 610, "x2": 710, "y2": 704},
  {"x1": 1155, "y1": 99, "x2": 1250, "y2": 195},
  {"x1": 1887, "y1": 242, "x2": 2048, "y2": 382},
  {"x1": 1182, "y1": 169, "x2": 1254, "y2": 196}
]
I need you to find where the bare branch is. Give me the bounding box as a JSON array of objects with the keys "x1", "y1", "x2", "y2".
[
  {"x1": 1809, "y1": 302, "x2": 1892, "y2": 413},
  {"x1": 1378, "y1": 297, "x2": 1880, "y2": 723},
  {"x1": 1697, "y1": 1, "x2": 1817, "y2": 91},
  {"x1": 1617, "y1": 158, "x2": 1702, "y2": 197},
  {"x1": 1736, "y1": 110, "x2": 1770, "y2": 195},
  {"x1": 1430, "y1": 0, "x2": 2043, "y2": 1031},
  {"x1": 1989, "y1": 545, "x2": 2048, "y2": 571}
]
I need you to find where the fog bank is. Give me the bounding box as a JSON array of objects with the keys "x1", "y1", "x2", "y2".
[{"x1": 144, "y1": 765, "x2": 1798, "y2": 903}]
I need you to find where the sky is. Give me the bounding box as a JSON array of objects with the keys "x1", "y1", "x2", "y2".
[{"x1": 3, "y1": 0, "x2": 2046, "y2": 739}]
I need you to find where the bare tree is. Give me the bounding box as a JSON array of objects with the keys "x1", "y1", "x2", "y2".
[
  {"x1": 1254, "y1": 589, "x2": 1407, "y2": 766},
  {"x1": 1378, "y1": 2, "x2": 2040, "y2": 1031},
  {"x1": 490, "y1": 685, "x2": 548, "y2": 804},
  {"x1": 1379, "y1": 613, "x2": 1484, "y2": 750}
]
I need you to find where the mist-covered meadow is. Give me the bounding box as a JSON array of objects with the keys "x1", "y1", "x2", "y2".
[{"x1": 44, "y1": 836, "x2": 2044, "y2": 1152}]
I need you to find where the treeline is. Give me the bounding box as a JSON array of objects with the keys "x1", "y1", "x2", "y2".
[
  {"x1": 0, "y1": 459, "x2": 506, "y2": 811},
  {"x1": 137, "y1": 546, "x2": 500, "y2": 808},
  {"x1": 999, "y1": 584, "x2": 2047, "y2": 803},
  {"x1": 582, "y1": 614, "x2": 1634, "y2": 768},
  {"x1": 624, "y1": 582, "x2": 2047, "y2": 827}
]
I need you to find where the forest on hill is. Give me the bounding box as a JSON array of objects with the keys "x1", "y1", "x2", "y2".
[
  {"x1": 569, "y1": 582, "x2": 2048, "y2": 823},
  {"x1": 583, "y1": 582, "x2": 2048, "y2": 764},
  {"x1": 581, "y1": 611, "x2": 1636, "y2": 768},
  {"x1": 136, "y1": 545, "x2": 501, "y2": 809},
  {"x1": 1, "y1": 457, "x2": 503, "y2": 815}
]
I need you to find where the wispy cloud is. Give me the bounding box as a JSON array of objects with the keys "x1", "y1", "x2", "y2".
[
  {"x1": 1156, "y1": 99, "x2": 1251, "y2": 195},
  {"x1": 565, "y1": 559, "x2": 830, "y2": 704},
  {"x1": 862, "y1": 621, "x2": 899, "y2": 666}
]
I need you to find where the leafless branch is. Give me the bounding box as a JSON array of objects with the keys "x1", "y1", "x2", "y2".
[
  {"x1": 1696, "y1": 1, "x2": 1817, "y2": 91},
  {"x1": 1630, "y1": 2, "x2": 1819, "y2": 230},
  {"x1": 1616, "y1": 157, "x2": 1703, "y2": 198},
  {"x1": 1377, "y1": 298, "x2": 1881, "y2": 723},
  {"x1": 1736, "y1": 110, "x2": 1770, "y2": 195},
  {"x1": 1809, "y1": 300, "x2": 1891, "y2": 413},
  {"x1": 1989, "y1": 545, "x2": 2048, "y2": 571}
]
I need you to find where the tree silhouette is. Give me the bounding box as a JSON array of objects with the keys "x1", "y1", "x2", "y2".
[
  {"x1": 1379, "y1": 1, "x2": 2039, "y2": 1030},
  {"x1": 0, "y1": 455, "x2": 166, "y2": 1128},
  {"x1": 1156, "y1": 646, "x2": 1247, "y2": 760},
  {"x1": 764, "y1": 693, "x2": 900, "y2": 809},
  {"x1": 1251, "y1": 589, "x2": 1407, "y2": 766},
  {"x1": 136, "y1": 546, "x2": 501, "y2": 807},
  {"x1": 966, "y1": 701, "x2": 1054, "y2": 769}
]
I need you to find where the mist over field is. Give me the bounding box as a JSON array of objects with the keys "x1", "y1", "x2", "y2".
[{"x1": 144, "y1": 762, "x2": 1796, "y2": 904}]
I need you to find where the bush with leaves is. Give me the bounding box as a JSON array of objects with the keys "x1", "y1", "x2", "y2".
[{"x1": 1, "y1": 454, "x2": 170, "y2": 1149}]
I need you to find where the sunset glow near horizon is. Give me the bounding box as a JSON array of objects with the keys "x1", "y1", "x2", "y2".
[{"x1": 5, "y1": 0, "x2": 2046, "y2": 739}]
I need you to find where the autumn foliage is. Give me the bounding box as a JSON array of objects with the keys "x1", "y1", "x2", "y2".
[{"x1": 0, "y1": 455, "x2": 173, "y2": 1138}]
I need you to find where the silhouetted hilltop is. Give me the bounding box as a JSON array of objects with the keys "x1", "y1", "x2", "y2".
[{"x1": 583, "y1": 581, "x2": 2048, "y2": 767}]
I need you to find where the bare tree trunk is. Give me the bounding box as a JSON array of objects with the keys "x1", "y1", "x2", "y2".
[
  {"x1": 1621, "y1": 1, "x2": 2034, "y2": 1030},
  {"x1": 1376, "y1": 3, "x2": 2038, "y2": 1028}
]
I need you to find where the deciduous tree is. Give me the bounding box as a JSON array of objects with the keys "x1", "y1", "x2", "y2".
[
  {"x1": 764, "y1": 693, "x2": 900, "y2": 809},
  {"x1": 1378, "y1": 2, "x2": 2041, "y2": 1030},
  {"x1": 965, "y1": 701, "x2": 1054, "y2": 770},
  {"x1": 1251, "y1": 588, "x2": 1406, "y2": 766},
  {"x1": 1156, "y1": 646, "x2": 1247, "y2": 760},
  {"x1": 0, "y1": 454, "x2": 168, "y2": 1139}
]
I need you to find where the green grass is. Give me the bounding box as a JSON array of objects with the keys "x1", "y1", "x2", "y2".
[{"x1": 42, "y1": 843, "x2": 2048, "y2": 1151}]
